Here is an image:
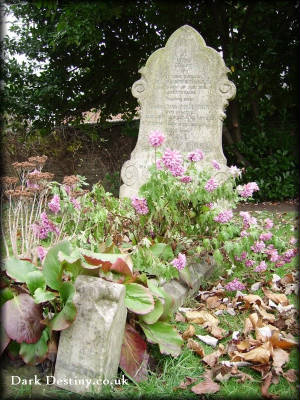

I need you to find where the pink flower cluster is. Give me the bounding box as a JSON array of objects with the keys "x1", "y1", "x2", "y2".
[
  {"x1": 37, "y1": 246, "x2": 48, "y2": 262},
  {"x1": 282, "y1": 248, "x2": 298, "y2": 264},
  {"x1": 180, "y1": 175, "x2": 192, "y2": 183},
  {"x1": 235, "y1": 251, "x2": 247, "y2": 261},
  {"x1": 255, "y1": 261, "x2": 267, "y2": 272},
  {"x1": 171, "y1": 253, "x2": 186, "y2": 270},
  {"x1": 214, "y1": 209, "x2": 233, "y2": 223},
  {"x1": 188, "y1": 149, "x2": 204, "y2": 162},
  {"x1": 264, "y1": 218, "x2": 274, "y2": 229},
  {"x1": 225, "y1": 278, "x2": 245, "y2": 291},
  {"x1": 70, "y1": 197, "x2": 81, "y2": 210},
  {"x1": 32, "y1": 212, "x2": 60, "y2": 239},
  {"x1": 259, "y1": 232, "x2": 273, "y2": 241},
  {"x1": 229, "y1": 165, "x2": 242, "y2": 177},
  {"x1": 265, "y1": 245, "x2": 279, "y2": 262},
  {"x1": 212, "y1": 160, "x2": 221, "y2": 170},
  {"x1": 205, "y1": 178, "x2": 218, "y2": 192},
  {"x1": 162, "y1": 148, "x2": 185, "y2": 177},
  {"x1": 48, "y1": 194, "x2": 61, "y2": 214},
  {"x1": 240, "y1": 211, "x2": 257, "y2": 229},
  {"x1": 131, "y1": 197, "x2": 149, "y2": 215},
  {"x1": 245, "y1": 259, "x2": 255, "y2": 267},
  {"x1": 237, "y1": 182, "x2": 259, "y2": 198},
  {"x1": 251, "y1": 240, "x2": 266, "y2": 253},
  {"x1": 149, "y1": 131, "x2": 165, "y2": 147}
]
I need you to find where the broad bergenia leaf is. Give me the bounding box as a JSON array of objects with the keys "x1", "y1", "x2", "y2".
[
  {"x1": 25, "y1": 270, "x2": 46, "y2": 295},
  {"x1": 4, "y1": 257, "x2": 38, "y2": 283},
  {"x1": 140, "y1": 299, "x2": 164, "y2": 324},
  {"x1": 43, "y1": 241, "x2": 72, "y2": 290},
  {"x1": 49, "y1": 282, "x2": 76, "y2": 331},
  {"x1": 19, "y1": 328, "x2": 49, "y2": 365},
  {"x1": 58, "y1": 248, "x2": 83, "y2": 279},
  {"x1": 110, "y1": 257, "x2": 133, "y2": 277},
  {"x1": 119, "y1": 324, "x2": 149, "y2": 382},
  {"x1": 33, "y1": 288, "x2": 56, "y2": 304},
  {"x1": 147, "y1": 279, "x2": 173, "y2": 320},
  {"x1": 125, "y1": 283, "x2": 154, "y2": 315},
  {"x1": 149, "y1": 243, "x2": 174, "y2": 260},
  {"x1": 0, "y1": 324, "x2": 11, "y2": 355},
  {"x1": 140, "y1": 321, "x2": 183, "y2": 357},
  {"x1": 2, "y1": 294, "x2": 43, "y2": 344}
]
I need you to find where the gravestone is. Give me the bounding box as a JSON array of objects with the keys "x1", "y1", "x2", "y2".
[
  {"x1": 54, "y1": 275, "x2": 127, "y2": 394},
  {"x1": 120, "y1": 25, "x2": 236, "y2": 198}
]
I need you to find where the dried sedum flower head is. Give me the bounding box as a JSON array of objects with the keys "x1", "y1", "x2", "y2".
[
  {"x1": 0, "y1": 176, "x2": 18, "y2": 189},
  {"x1": 63, "y1": 175, "x2": 80, "y2": 186},
  {"x1": 27, "y1": 171, "x2": 54, "y2": 182},
  {"x1": 12, "y1": 161, "x2": 36, "y2": 171},
  {"x1": 28, "y1": 155, "x2": 48, "y2": 169}
]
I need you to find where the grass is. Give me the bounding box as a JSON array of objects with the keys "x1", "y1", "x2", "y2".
[{"x1": 1, "y1": 210, "x2": 299, "y2": 400}]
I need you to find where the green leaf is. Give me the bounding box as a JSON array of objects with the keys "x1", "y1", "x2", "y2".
[
  {"x1": 4, "y1": 257, "x2": 38, "y2": 283},
  {"x1": 140, "y1": 321, "x2": 183, "y2": 357},
  {"x1": 213, "y1": 249, "x2": 223, "y2": 266},
  {"x1": 125, "y1": 283, "x2": 154, "y2": 315},
  {"x1": 147, "y1": 279, "x2": 173, "y2": 320},
  {"x1": 33, "y1": 288, "x2": 56, "y2": 304},
  {"x1": 49, "y1": 282, "x2": 76, "y2": 331},
  {"x1": 49, "y1": 301, "x2": 77, "y2": 331},
  {"x1": 26, "y1": 270, "x2": 46, "y2": 295},
  {"x1": 19, "y1": 328, "x2": 49, "y2": 365},
  {"x1": 149, "y1": 243, "x2": 174, "y2": 261},
  {"x1": 140, "y1": 299, "x2": 164, "y2": 324},
  {"x1": 0, "y1": 288, "x2": 14, "y2": 307},
  {"x1": 43, "y1": 241, "x2": 72, "y2": 290}
]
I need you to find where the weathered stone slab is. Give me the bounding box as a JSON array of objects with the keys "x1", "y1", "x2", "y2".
[
  {"x1": 162, "y1": 259, "x2": 214, "y2": 310},
  {"x1": 120, "y1": 25, "x2": 236, "y2": 198},
  {"x1": 54, "y1": 276, "x2": 127, "y2": 394}
]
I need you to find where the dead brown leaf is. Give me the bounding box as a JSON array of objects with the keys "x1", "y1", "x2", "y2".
[
  {"x1": 270, "y1": 331, "x2": 298, "y2": 350},
  {"x1": 187, "y1": 338, "x2": 205, "y2": 357},
  {"x1": 250, "y1": 364, "x2": 271, "y2": 378},
  {"x1": 262, "y1": 288, "x2": 289, "y2": 306},
  {"x1": 191, "y1": 379, "x2": 220, "y2": 395},
  {"x1": 185, "y1": 310, "x2": 219, "y2": 326},
  {"x1": 244, "y1": 312, "x2": 259, "y2": 335},
  {"x1": 175, "y1": 312, "x2": 186, "y2": 323},
  {"x1": 232, "y1": 341, "x2": 272, "y2": 364},
  {"x1": 206, "y1": 295, "x2": 221, "y2": 309},
  {"x1": 280, "y1": 273, "x2": 294, "y2": 286},
  {"x1": 272, "y1": 348, "x2": 289, "y2": 375},
  {"x1": 202, "y1": 346, "x2": 224, "y2": 368},
  {"x1": 205, "y1": 324, "x2": 226, "y2": 339},
  {"x1": 261, "y1": 372, "x2": 279, "y2": 399},
  {"x1": 243, "y1": 294, "x2": 263, "y2": 305},
  {"x1": 174, "y1": 376, "x2": 198, "y2": 390},
  {"x1": 282, "y1": 369, "x2": 297, "y2": 383},
  {"x1": 182, "y1": 325, "x2": 195, "y2": 340},
  {"x1": 254, "y1": 305, "x2": 275, "y2": 323}
]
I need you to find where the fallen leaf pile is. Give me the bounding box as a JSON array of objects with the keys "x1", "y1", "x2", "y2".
[{"x1": 176, "y1": 271, "x2": 299, "y2": 397}]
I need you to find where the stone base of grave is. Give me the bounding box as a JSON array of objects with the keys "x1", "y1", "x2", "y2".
[
  {"x1": 162, "y1": 259, "x2": 214, "y2": 310},
  {"x1": 54, "y1": 276, "x2": 127, "y2": 394}
]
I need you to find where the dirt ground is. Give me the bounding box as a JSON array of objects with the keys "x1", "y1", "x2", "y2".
[{"x1": 235, "y1": 199, "x2": 299, "y2": 214}]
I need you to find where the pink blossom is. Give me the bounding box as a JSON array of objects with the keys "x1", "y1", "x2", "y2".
[
  {"x1": 237, "y1": 182, "x2": 259, "y2": 198},
  {"x1": 48, "y1": 194, "x2": 61, "y2": 214},
  {"x1": 229, "y1": 165, "x2": 242, "y2": 177},
  {"x1": 26, "y1": 180, "x2": 39, "y2": 189},
  {"x1": 275, "y1": 260, "x2": 285, "y2": 268},
  {"x1": 131, "y1": 197, "x2": 149, "y2": 215},
  {"x1": 212, "y1": 160, "x2": 221, "y2": 170},
  {"x1": 255, "y1": 261, "x2": 267, "y2": 272},
  {"x1": 225, "y1": 278, "x2": 245, "y2": 291},
  {"x1": 180, "y1": 175, "x2": 192, "y2": 183},
  {"x1": 289, "y1": 237, "x2": 297, "y2": 245},
  {"x1": 245, "y1": 259, "x2": 255, "y2": 267},
  {"x1": 71, "y1": 197, "x2": 81, "y2": 210},
  {"x1": 240, "y1": 211, "x2": 257, "y2": 229},
  {"x1": 259, "y1": 232, "x2": 273, "y2": 241},
  {"x1": 251, "y1": 241, "x2": 266, "y2": 253},
  {"x1": 264, "y1": 218, "x2": 273, "y2": 229},
  {"x1": 205, "y1": 178, "x2": 218, "y2": 192},
  {"x1": 214, "y1": 210, "x2": 233, "y2": 223},
  {"x1": 149, "y1": 130, "x2": 165, "y2": 147},
  {"x1": 171, "y1": 253, "x2": 186, "y2": 270},
  {"x1": 240, "y1": 230, "x2": 249, "y2": 237},
  {"x1": 187, "y1": 149, "x2": 204, "y2": 162},
  {"x1": 269, "y1": 250, "x2": 279, "y2": 263},
  {"x1": 282, "y1": 248, "x2": 297, "y2": 263},
  {"x1": 156, "y1": 159, "x2": 163, "y2": 170},
  {"x1": 207, "y1": 202, "x2": 214, "y2": 209},
  {"x1": 37, "y1": 246, "x2": 47, "y2": 262},
  {"x1": 162, "y1": 148, "x2": 185, "y2": 177}
]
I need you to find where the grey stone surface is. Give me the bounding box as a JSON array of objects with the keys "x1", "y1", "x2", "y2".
[
  {"x1": 163, "y1": 258, "x2": 214, "y2": 310},
  {"x1": 54, "y1": 275, "x2": 127, "y2": 394},
  {"x1": 120, "y1": 25, "x2": 236, "y2": 198}
]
